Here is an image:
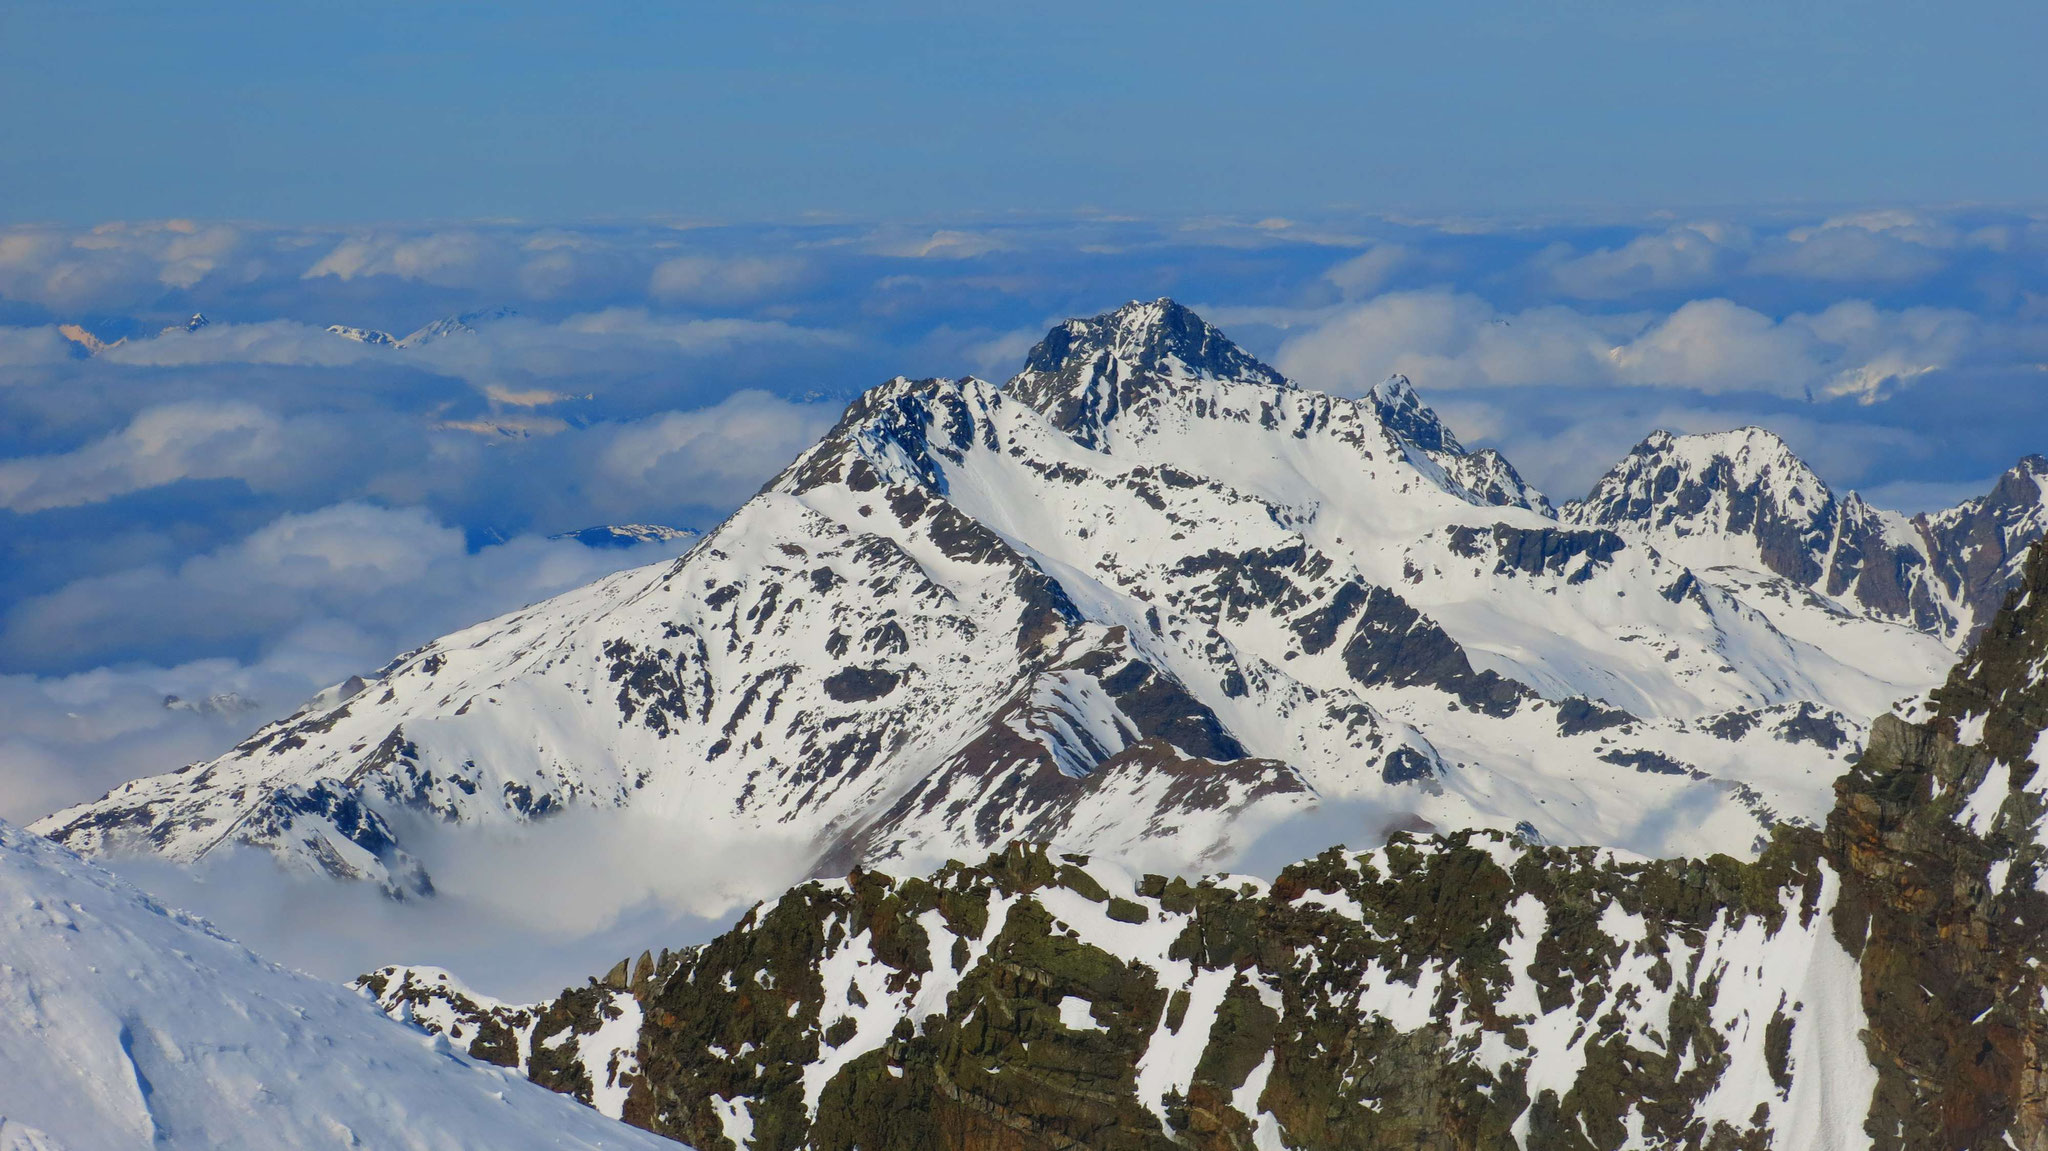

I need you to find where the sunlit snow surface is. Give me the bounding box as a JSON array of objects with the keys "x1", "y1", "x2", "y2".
[{"x1": 0, "y1": 819, "x2": 675, "y2": 1150}]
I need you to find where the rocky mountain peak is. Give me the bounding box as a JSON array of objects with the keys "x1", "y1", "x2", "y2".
[
  {"x1": 1567, "y1": 426, "x2": 1838, "y2": 558},
  {"x1": 1618, "y1": 425, "x2": 1822, "y2": 492},
  {"x1": 1366, "y1": 374, "x2": 1552, "y2": 513},
  {"x1": 1565, "y1": 427, "x2": 2048, "y2": 642},
  {"x1": 1368, "y1": 373, "x2": 1464, "y2": 455},
  {"x1": 1007, "y1": 299, "x2": 1288, "y2": 447}
]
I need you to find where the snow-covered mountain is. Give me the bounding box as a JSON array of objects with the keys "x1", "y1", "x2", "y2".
[
  {"x1": 32, "y1": 300, "x2": 2034, "y2": 902},
  {"x1": 396, "y1": 306, "x2": 519, "y2": 347},
  {"x1": 327, "y1": 323, "x2": 398, "y2": 346},
  {"x1": 1565, "y1": 428, "x2": 2048, "y2": 646},
  {"x1": 0, "y1": 818, "x2": 677, "y2": 1150}
]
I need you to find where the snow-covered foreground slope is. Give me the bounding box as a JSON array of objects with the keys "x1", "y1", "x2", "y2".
[
  {"x1": 0, "y1": 818, "x2": 679, "y2": 1151},
  {"x1": 368, "y1": 537, "x2": 2048, "y2": 1151},
  {"x1": 33, "y1": 300, "x2": 2035, "y2": 906}
]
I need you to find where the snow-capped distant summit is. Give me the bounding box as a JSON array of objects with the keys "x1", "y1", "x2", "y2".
[
  {"x1": 321, "y1": 307, "x2": 518, "y2": 349},
  {"x1": 397, "y1": 306, "x2": 519, "y2": 348},
  {"x1": 1563, "y1": 426, "x2": 2045, "y2": 643},
  {"x1": 549, "y1": 524, "x2": 699, "y2": 549},
  {"x1": 1007, "y1": 297, "x2": 1289, "y2": 447},
  {"x1": 58, "y1": 323, "x2": 117, "y2": 355},
  {"x1": 326, "y1": 323, "x2": 398, "y2": 346},
  {"x1": 159, "y1": 312, "x2": 210, "y2": 335}
]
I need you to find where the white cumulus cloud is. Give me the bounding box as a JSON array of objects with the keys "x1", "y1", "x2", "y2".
[{"x1": 1275, "y1": 289, "x2": 1977, "y2": 402}]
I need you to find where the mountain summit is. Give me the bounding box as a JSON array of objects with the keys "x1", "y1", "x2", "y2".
[
  {"x1": 33, "y1": 302, "x2": 2034, "y2": 906},
  {"x1": 1567, "y1": 428, "x2": 2048, "y2": 642},
  {"x1": 1007, "y1": 298, "x2": 1289, "y2": 447}
]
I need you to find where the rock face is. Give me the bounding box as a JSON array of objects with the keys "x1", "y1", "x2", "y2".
[
  {"x1": 367, "y1": 536, "x2": 2048, "y2": 1150},
  {"x1": 31, "y1": 300, "x2": 2033, "y2": 902},
  {"x1": 1916, "y1": 455, "x2": 2048, "y2": 650},
  {"x1": 1370, "y1": 375, "x2": 1552, "y2": 514}
]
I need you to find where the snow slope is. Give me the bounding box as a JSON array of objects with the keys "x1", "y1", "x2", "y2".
[{"x1": 0, "y1": 818, "x2": 679, "y2": 1151}]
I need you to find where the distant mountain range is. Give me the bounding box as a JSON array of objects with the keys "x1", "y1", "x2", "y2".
[
  {"x1": 35, "y1": 300, "x2": 2048, "y2": 904},
  {"x1": 326, "y1": 305, "x2": 520, "y2": 349},
  {"x1": 551, "y1": 524, "x2": 699, "y2": 550},
  {"x1": 55, "y1": 307, "x2": 518, "y2": 356}
]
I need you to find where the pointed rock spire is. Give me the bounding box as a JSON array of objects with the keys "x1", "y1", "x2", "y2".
[{"x1": 1369, "y1": 374, "x2": 1465, "y2": 455}]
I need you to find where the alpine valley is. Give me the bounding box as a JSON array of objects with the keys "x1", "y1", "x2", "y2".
[{"x1": 35, "y1": 300, "x2": 2048, "y2": 900}]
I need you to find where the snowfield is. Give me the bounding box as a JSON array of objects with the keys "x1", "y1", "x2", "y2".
[{"x1": 0, "y1": 819, "x2": 679, "y2": 1150}]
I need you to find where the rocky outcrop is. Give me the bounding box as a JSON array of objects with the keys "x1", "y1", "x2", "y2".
[{"x1": 373, "y1": 833, "x2": 1864, "y2": 1150}]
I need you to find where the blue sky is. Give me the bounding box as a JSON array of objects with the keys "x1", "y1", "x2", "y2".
[
  {"x1": 5, "y1": 1, "x2": 2045, "y2": 221},
  {"x1": 2, "y1": 5, "x2": 2047, "y2": 834}
]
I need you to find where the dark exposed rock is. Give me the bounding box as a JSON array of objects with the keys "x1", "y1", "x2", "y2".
[
  {"x1": 1337, "y1": 584, "x2": 1530, "y2": 717},
  {"x1": 1597, "y1": 748, "x2": 1693, "y2": 776},
  {"x1": 606, "y1": 631, "x2": 715, "y2": 736},
  {"x1": 822, "y1": 666, "x2": 902, "y2": 704},
  {"x1": 1773, "y1": 702, "x2": 1849, "y2": 751},
  {"x1": 1704, "y1": 709, "x2": 1760, "y2": 741},
  {"x1": 1445, "y1": 524, "x2": 1625, "y2": 584},
  {"x1": 1379, "y1": 746, "x2": 1435, "y2": 784},
  {"x1": 1552, "y1": 697, "x2": 1636, "y2": 737},
  {"x1": 1007, "y1": 299, "x2": 1288, "y2": 450}
]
